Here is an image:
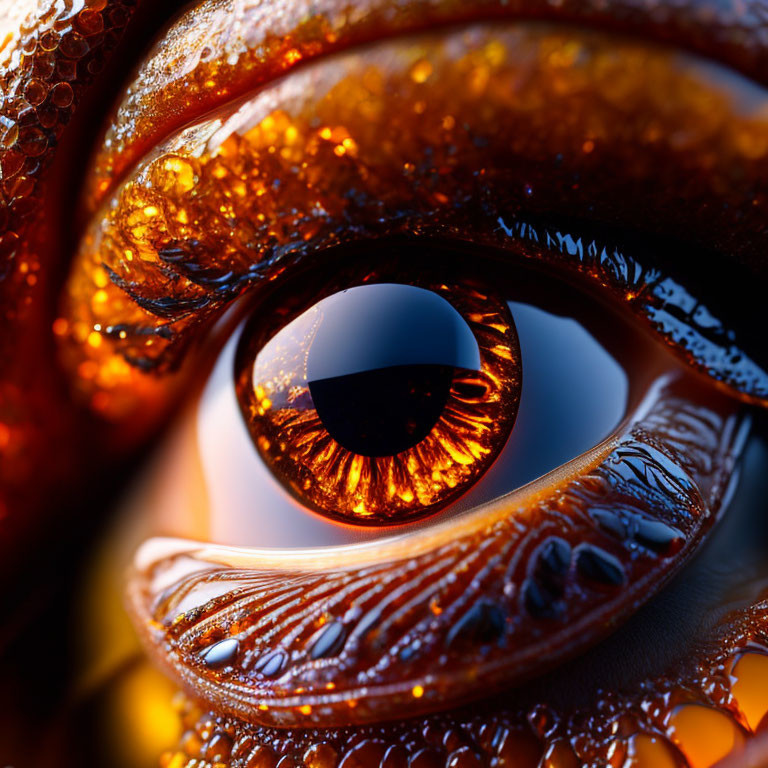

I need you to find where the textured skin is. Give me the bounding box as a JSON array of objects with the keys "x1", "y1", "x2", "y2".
[
  {"x1": 129, "y1": 376, "x2": 746, "y2": 728},
  {"x1": 0, "y1": 0, "x2": 133, "y2": 300},
  {"x1": 60, "y1": 24, "x2": 768, "y2": 435},
  {"x1": 1, "y1": 2, "x2": 767, "y2": 765},
  {"x1": 0, "y1": 0, "x2": 136, "y2": 563},
  {"x1": 85, "y1": 0, "x2": 768, "y2": 224},
  {"x1": 155, "y1": 593, "x2": 768, "y2": 767}
]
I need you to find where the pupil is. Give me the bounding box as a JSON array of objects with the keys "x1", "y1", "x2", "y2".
[
  {"x1": 305, "y1": 283, "x2": 481, "y2": 457},
  {"x1": 309, "y1": 364, "x2": 454, "y2": 457}
]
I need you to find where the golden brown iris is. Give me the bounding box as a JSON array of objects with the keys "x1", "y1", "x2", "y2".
[{"x1": 234, "y1": 275, "x2": 521, "y2": 525}]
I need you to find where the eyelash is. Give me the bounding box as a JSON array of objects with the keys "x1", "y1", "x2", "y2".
[
  {"x1": 495, "y1": 216, "x2": 768, "y2": 404},
  {"x1": 57, "y1": 223, "x2": 767, "y2": 435}
]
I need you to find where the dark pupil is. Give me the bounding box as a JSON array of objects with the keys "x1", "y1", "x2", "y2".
[
  {"x1": 309, "y1": 364, "x2": 455, "y2": 457},
  {"x1": 305, "y1": 283, "x2": 481, "y2": 458}
]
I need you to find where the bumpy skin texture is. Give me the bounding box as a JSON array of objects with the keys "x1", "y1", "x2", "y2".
[
  {"x1": 151, "y1": 595, "x2": 768, "y2": 768},
  {"x1": 3, "y1": 2, "x2": 768, "y2": 767},
  {"x1": 0, "y1": 0, "x2": 136, "y2": 565},
  {"x1": 60, "y1": 21, "x2": 768, "y2": 435},
  {"x1": 85, "y1": 0, "x2": 768, "y2": 232}
]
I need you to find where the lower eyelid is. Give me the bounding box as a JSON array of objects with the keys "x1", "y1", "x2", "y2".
[
  {"x1": 127, "y1": 363, "x2": 747, "y2": 729},
  {"x1": 146, "y1": 589, "x2": 768, "y2": 768}
]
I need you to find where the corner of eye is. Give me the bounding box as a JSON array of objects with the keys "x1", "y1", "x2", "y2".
[{"x1": 133, "y1": 536, "x2": 204, "y2": 573}]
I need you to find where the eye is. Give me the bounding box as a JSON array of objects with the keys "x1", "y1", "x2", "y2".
[
  {"x1": 195, "y1": 254, "x2": 638, "y2": 544},
  {"x1": 123, "y1": 234, "x2": 742, "y2": 730},
  {"x1": 54, "y1": 14, "x2": 768, "y2": 765}
]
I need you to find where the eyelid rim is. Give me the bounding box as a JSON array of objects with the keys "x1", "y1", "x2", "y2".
[
  {"x1": 61, "y1": 24, "x2": 768, "y2": 432},
  {"x1": 134, "y1": 428, "x2": 613, "y2": 572}
]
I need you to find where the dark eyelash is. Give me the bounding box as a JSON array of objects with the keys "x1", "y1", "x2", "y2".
[
  {"x1": 495, "y1": 216, "x2": 768, "y2": 402},
  {"x1": 96, "y1": 222, "x2": 768, "y2": 405},
  {"x1": 62, "y1": 22, "x2": 768, "y2": 415}
]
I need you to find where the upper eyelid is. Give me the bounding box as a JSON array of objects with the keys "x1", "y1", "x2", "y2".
[
  {"x1": 60, "y1": 22, "x2": 768, "y2": 422},
  {"x1": 496, "y1": 218, "x2": 768, "y2": 405},
  {"x1": 86, "y1": 0, "x2": 768, "y2": 212},
  {"x1": 95, "y1": 221, "x2": 768, "y2": 405}
]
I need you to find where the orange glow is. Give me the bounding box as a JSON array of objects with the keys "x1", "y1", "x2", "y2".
[
  {"x1": 625, "y1": 734, "x2": 678, "y2": 768},
  {"x1": 668, "y1": 705, "x2": 745, "y2": 768},
  {"x1": 236, "y1": 276, "x2": 521, "y2": 525},
  {"x1": 731, "y1": 652, "x2": 768, "y2": 732}
]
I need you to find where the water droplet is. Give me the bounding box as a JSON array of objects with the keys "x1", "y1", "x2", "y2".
[
  {"x1": 50, "y1": 82, "x2": 74, "y2": 109},
  {"x1": 23, "y1": 79, "x2": 48, "y2": 107},
  {"x1": 447, "y1": 746, "x2": 482, "y2": 767},
  {"x1": 492, "y1": 727, "x2": 541, "y2": 767},
  {"x1": 59, "y1": 31, "x2": 89, "y2": 59},
  {"x1": 310, "y1": 620, "x2": 347, "y2": 659},
  {"x1": 591, "y1": 509, "x2": 627, "y2": 540},
  {"x1": 667, "y1": 704, "x2": 745, "y2": 768},
  {"x1": 1, "y1": 150, "x2": 24, "y2": 179},
  {"x1": 380, "y1": 744, "x2": 408, "y2": 768},
  {"x1": 18, "y1": 127, "x2": 47, "y2": 157},
  {"x1": 254, "y1": 650, "x2": 287, "y2": 677},
  {"x1": 446, "y1": 600, "x2": 505, "y2": 648},
  {"x1": 203, "y1": 732, "x2": 233, "y2": 761},
  {"x1": 730, "y1": 652, "x2": 768, "y2": 732},
  {"x1": 339, "y1": 739, "x2": 387, "y2": 768},
  {"x1": 245, "y1": 745, "x2": 279, "y2": 768},
  {"x1": 303, "y1": 742, "x2": 338, "y2": 768},
  {"x1": 633, "y1": 519, "x2": 683, "y2": 555},
  {"x1": 624, "y1": 733, "x2": 678, "y2": 768},
  {"x1": 538, "y1": 537, "x2": 572, "y2": 576},
  {"x1": 200, "y1": 637, "x2": 239, "y2": 668},
  {"x1": 76, "y1": 8, "x2": 105, "y2": 35},
  {"x1": 575, "y1": 544, "x2": 625, "y2": 586},
  {"x1": 523, "y1": 577, "x2": 563, "y2": 620}
]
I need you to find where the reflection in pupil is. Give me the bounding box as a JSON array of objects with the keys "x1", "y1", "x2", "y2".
[
  {"x1": 303, "y1": 282, "x2": 482, "y2": 457},
  {"x1": 308, "y1": 364, "x2": 455, "y2": 457}
]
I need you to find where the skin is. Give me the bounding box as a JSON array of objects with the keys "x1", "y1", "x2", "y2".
[{"x1": 2, "y1": 0, "x2": 768, "y2": 766}]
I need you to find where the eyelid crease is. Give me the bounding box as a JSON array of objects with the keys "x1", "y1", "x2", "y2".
[{"x1": 86, "y1": 0, "x2": 768, "y2": 213}]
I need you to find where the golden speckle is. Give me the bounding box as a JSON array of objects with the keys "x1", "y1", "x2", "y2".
[{"x1": 410, "y1": 59, "x2": 433, "y2": 83}]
